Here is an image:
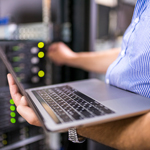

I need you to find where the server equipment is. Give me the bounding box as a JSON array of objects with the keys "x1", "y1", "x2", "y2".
[
  {"x1": 0, "y1": 40, "x2": 49, "y2": 150},
  {"x1": 0, "y1": 40, "x2": 46, "y2": 86}
]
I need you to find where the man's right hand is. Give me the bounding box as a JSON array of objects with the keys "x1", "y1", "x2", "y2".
[
  {"x1": 47, "y1": 42, "x2": 77, "y2": 66},
  {"x1": 47, "y1": 42, "x2": 120, "y2": 73}
]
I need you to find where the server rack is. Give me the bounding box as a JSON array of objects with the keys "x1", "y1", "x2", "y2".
[
  {"x1": 0, "y1": 40, "x2": 49, "y2": 150},
  {"x1": 51, "y1": 0, "x2": 90, "y2": 84}
]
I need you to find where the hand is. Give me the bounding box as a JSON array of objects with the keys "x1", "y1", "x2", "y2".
[
  {"x1": 7, "y1": 74, "x2": 41, "y2": 126},
  {"x1": 47, "y1": 42, "x2": 77, "y2": 65}
]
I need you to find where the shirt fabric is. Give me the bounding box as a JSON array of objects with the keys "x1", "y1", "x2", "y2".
[{"x1": 105, "y1": 0, "x2": 150, "y2": 98}]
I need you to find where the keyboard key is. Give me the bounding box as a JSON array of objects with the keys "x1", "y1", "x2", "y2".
[{"x1": 88, "y1": 106, "x2": 103, "y2": 116}]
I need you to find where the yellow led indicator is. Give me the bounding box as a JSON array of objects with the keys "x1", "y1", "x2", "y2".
[
  {"x1": 10, "y1": 99, "x2": 15, "y2": 104},
  {"x1": 38, "y1": 70, "x2": 45, "y2": 77},
  {"x1": 38, "y1": 51, "x2": 45, "y2": 58},
  {"x1": 10, "y1": 105, "x2": 15, "y2": 111},
  {"x1": 10, "y1": 112, "x2": 16, "y2": 117},
  {"x1": 38, "y1": 42, "x2": 44, "y2": 48},
  {"x1": 10, "y1": 118, "x2": 16, "y2": 124},
  {"x1": 2, "y1": 140, "x2": 7, "y2": 145}
]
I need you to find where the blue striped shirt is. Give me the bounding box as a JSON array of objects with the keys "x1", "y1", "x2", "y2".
[{"x1": 105, "y1": 0, "x2": 150, "y2": 98}]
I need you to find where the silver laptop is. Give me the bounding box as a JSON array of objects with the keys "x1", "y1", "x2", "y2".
[{"x1": 1, "y1": 47, "x2": 150, "y2": 132}]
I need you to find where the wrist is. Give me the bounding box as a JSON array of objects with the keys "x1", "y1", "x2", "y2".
[
  {"x1": 68, "y1": 128, "x2": 86, "y2": 143},
  {"x1": 65, "y1": 52, "x2": 79, "y2": 66}
]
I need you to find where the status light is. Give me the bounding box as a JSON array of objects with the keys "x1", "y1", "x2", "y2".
[
  {"x1": 10, "y1": 99, "x2": 15, "y2": 104},
  {"x1": 10, "y1": 112, "x2": 16, "y2": 117},
  {"x1": 10, "y1": 105, "x2": 15, "y2": 111},
  {"x1": 38, "y1": 51, "x2": 45, "y2": 58},
  {"x1": 38, "y1": 70, "x2": 45, "y2": 77},
  {"x1": 17, "y1": 77, "x2": 21, "y2": 82},
  {"x1": 13, "y1": 56, "x2": 21, "y2": 62},
  {"x1": 12, "y1": 46, "x2": 20, "y2": 51},
  {"x1": 14, "y1": 67, "x2": 21, "y2": 72},
  {"x1": 10, "y1": 118, "x2": 16, "y2": 124},
  {"x1": 2, "y1": 140, "x2": 7, "y2": 145},
  {"x1": 38, "y1": 42, "x2": 44, "y2": 48}
]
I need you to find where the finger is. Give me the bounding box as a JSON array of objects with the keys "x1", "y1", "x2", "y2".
[
  {"x1": 17, "y1": 105, "x2": 41, "y2": 126},
  {"x1": 7, "y1": 74, "x2": 22, "y2": 106},
  {"x1": 48, "y1": 43, "x2": 57, "y2": 52},
  {"x1": 20, "y1": 96, "x2": 28, "y2": 106}
]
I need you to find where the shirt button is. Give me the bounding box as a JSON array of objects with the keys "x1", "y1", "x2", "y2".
[
  {"x1": 106, "y1": 79, "x2": 109, "y2": 84},
  {"x1": 134, "y1": 17, "x2": 139, "y2": 23},
  {"x1": 121, "y1": 50, "x2": 125, "y2": 57}
]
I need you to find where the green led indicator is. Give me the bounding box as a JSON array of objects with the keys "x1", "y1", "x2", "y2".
[
  {"x1": 38, "y1": 51, "x2": 45, "y2": 58},
  {"x1": 14, "y1": 67, "x2": 21, "y2": 72},
  {"x1": 10, "y1": 118, "x2": 16, "y2": 124},
  {"x1": 38, "y1": 70, "x2": 45, "y2": 77},
  {"x1": 10, "y1": 105, "x2": 15, "y2": 111},
  {"x1": 25, "y1": 127, "x2": 29, "y2": 132},
  {"x1": 10, "y1": 99, "x2": 14, "y2": 104},
  {"x1": 10, "y1": 112, "x2": 16, "y2": 117},
  {"x1": 38, "y1": 42, "x2": 44, "y2": 48},
  {"x1": 13, "y1": 56, "x2": 21, "y2": 62},
  {"x1": 12, "y1": 46, "x2": 20, "y2": 51},
  {"x1": 17, "y1": 77, "x2": 21, "y2": 82}
]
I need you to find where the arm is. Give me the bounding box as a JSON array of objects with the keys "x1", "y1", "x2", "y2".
[
  {"x1": 78, "y1": 113, "x2": 150, "y2": 150},
  {"x1": 7, "y1": 74, "x2": 150, "y2": 150},
  {"x1": 48, "y1": 42, "x2": 121, "y2": 74}
]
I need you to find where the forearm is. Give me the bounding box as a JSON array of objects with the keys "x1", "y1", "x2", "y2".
[
  {"x1": 66, "y1": 48, "x2": 121, "y2": 74},
  {"x1": 77, "y1": 112, "x2": 150, "y2": 150}
]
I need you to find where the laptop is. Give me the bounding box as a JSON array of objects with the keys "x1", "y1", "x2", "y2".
[{"x1": 1, "y1": 47, "x2": 150, "y2": 132}]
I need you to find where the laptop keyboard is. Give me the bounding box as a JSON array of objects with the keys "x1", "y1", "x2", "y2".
[{"x1": 34, "y1": 85, "x2": 114, "y2": 123}]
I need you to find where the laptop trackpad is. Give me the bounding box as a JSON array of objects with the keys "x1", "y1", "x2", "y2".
[{"x1": 102, "y1": 96, "x2": 150, "y2": 114}]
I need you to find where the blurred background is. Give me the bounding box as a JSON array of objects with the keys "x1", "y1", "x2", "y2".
[{"x1": 0, "y1": 0, "x2": 136, "y2": 150}]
